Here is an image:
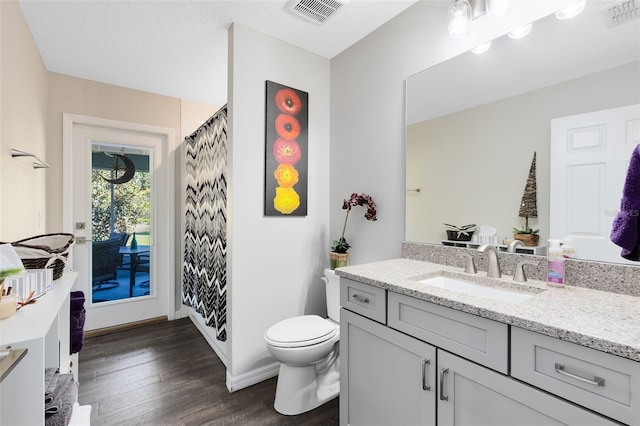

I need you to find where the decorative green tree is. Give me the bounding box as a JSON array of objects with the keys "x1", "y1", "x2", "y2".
[{"x1": 514, "y1": 152, "x2": 539, "y2": 235}]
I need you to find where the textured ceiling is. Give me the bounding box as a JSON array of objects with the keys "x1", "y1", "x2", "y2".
[{"x1": 19, "y1": 0, "x2": 418, "y2": 106}]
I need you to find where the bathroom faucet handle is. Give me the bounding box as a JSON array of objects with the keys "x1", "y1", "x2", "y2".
[
  {"x1": 458, "y1": 252, "x2": 477, "y2": 274},
  {"x1": 514, "y1": 260, "x2": 540, "y2": 283}
]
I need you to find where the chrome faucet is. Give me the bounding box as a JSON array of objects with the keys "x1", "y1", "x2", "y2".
[
  {"x1": 478, "y1": 244, "x2": 501, "y2": 278},
  {"x1": 507, "y1": 239, "x2": 525, "y2": 253}
]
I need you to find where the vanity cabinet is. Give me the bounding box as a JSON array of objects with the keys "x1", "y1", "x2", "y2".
[
  {"x1": 340, "y1": 277, "x2": 625, "y2": 426},
  {"x1": 438, "y1": 350, "x2": 617, "y2": 425},
  {"x1": 511, "y1": 327, "x2": 639, "y2": 425},
  {"x1": 388, "y1": 291, "x2": 508, "y2": 374},
  {"x1": 341, "y1": 308, "x2": 436, "y2": 426}
]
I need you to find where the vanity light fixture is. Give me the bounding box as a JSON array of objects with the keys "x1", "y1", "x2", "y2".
[
  {"x1": 448, "y1": 0, "x2": 512, "y2": 39},
  {"x1": 485, "y1": 0, "x2": 510, "y2": 16},
  {"x1": 508, "y1": 22, "x2": 533, "y2": 39},
  {"x1": 448, "y1": 0, "x2": 473, "y2": 38},
  {"x1": 555, "y1": 0, "x2": 586, "y2": 20},
  {"x1": 471, "y1": 41, "x2": 492, "y2": 54}
]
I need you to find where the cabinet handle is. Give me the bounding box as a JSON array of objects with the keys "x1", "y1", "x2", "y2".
[
  {"x1": 554, "y1": 363, "x2": 605, "y2": 387},
  {"x1": 352, "y1": 293, "x2": 370, "y2": 304},
  {"x1": 439, "y1": 366, "x2": 449, "y2": 401},
  {"x1": 422, "y1": 359, "x2": 431, "y2": 391}
]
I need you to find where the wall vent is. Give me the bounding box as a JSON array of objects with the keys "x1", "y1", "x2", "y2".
[
  {"x1": 602, "y1": 0, "x2": 639, "y2": 27},
  {"x1": 285, "y1": 0, "x2": 347, "y2": 24}
]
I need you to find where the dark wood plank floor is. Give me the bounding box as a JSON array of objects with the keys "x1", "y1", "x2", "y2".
[{"x1": 78, "y1": 318, "x2": 339, "y2": 425}]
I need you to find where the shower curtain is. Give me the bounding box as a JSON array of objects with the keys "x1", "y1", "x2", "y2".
[{"x1": 182, "y1": 105, "x2": 227, "y2": 341}]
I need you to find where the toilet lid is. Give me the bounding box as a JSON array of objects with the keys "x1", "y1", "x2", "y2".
[{"x1": 265, "y1": 315, "x2": 337, "y2": 348}]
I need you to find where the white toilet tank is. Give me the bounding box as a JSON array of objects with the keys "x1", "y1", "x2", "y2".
[{"x1": 323, "y1": 269, "x2": 341, "y2": 322}]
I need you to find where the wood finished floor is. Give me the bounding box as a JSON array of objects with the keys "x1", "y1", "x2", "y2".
[{"x1": 78, "y1": 318, "x2": 339, "y2": 426}]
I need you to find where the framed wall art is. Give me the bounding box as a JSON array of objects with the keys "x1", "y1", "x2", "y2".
[{"x1": 264, "y1": 80, "x2": 309, "y2": 216}]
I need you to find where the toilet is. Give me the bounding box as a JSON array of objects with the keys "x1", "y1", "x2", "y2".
[{"x1": 264, "y1": 268, "x2": 341, "y2": 415}]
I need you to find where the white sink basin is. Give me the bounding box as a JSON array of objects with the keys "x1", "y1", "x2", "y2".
[{"x1": 418, "y1": 276, "x2": 535, "y2": 304}]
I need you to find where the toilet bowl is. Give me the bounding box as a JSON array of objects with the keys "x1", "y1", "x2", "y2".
[{"x1": 264, "y1": 269, "x2": 341, "y2": 415}]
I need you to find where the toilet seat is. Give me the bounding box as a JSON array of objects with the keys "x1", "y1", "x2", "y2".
[{"x1": 265, "y1": 315, "x2": 337, "y2": 348}]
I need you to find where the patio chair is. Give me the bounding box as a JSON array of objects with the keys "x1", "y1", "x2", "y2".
[
  {"x1": 92, "y1": 238, "x2": 123, "y2": 292},
  {"x1": 109, "y1": 232, "x2": 129, "y2": 269},
  {"x1": 135, "y1": 254, "x2": 150, "y2": 294}
]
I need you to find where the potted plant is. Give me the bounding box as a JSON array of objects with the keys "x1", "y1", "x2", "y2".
[
  {"x1": 331, "y1": 193, "x2": 377, "y2": 269},
  {"x1": 0, "y1": 267, "x2": 22, "y2": 282},
  {"x1": 513, "y1": 152, "x2": 540, "y2": 247},
  {"x1": 512, "y1": 226, "x2": 540, "y2": 246}
]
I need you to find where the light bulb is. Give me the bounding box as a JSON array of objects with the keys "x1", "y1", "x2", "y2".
[
  {"x1": 555, "y1": 0, "x2": 586, "y2": 20},
  {"x1": 508, "y1": 23, "x2": 533, "y2": 39},
  {"x1": 471, "y1": 41, "x2": 492, "y2": 54},
  {"x1": 448, "y1": 0, "x2": 472, "y2": 39},
  {"x1": 486, "y1": 0, "x2": 511, "y2": 16}
]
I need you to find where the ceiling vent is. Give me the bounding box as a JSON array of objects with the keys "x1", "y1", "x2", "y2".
[
  {"x1": 602, "y1": 0, "x2": 639, "y2": 27},
  {"x1": 285, "y1": 0, "x2": 348, "y2": 24}
]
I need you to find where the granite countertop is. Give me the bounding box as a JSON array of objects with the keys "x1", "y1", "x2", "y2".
[{"x1": 336, "y1": 258, "x2": 640, "y2": 362}]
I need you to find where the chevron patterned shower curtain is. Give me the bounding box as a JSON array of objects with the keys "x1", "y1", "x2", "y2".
[{"x1": 183, "y1": 105, "x2": 227, "y2": 341}]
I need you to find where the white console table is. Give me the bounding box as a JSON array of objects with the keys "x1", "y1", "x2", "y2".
[{"x1": 0, "y1": 271, "x2": 79, "y2": 426}]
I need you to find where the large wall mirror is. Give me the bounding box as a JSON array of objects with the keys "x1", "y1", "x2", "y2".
[{"x1": 406, "y1": 1, "x2": 640, "y2": 265}]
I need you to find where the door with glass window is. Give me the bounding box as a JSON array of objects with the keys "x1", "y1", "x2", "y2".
[{"x1": 63, "y1": 114, "x2": 174, "y2": 331}]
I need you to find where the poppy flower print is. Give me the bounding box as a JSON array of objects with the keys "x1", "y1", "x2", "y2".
[
  {"x1": 274, "y1": 163, "x2": 299, "y2": 188},
  {"x1": 273, "y1": 187, "x2": 300, "y2": 214},
  {"x1": 275, "y1": 114, "x2": 301, "y2": 140},
  {"x1": 275, "y1": 88, "x2": 302, "y2": 116},
  {"x1": 265, "y1": 81, "x2": 308, "y2": 216},
  {"x1": 273, "y1": 138, "x2": 302, "y2": 165}
]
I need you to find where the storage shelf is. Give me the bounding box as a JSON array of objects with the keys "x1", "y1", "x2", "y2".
[
  {"x1": 0, "y1": 348, "x2": 27, "y2": 382},
  {"x1": 441, "y1": 240, "x2": 547, "y2": 255},
  {"x1": 0, "y1": 271, "x2": 78, "y2": 426},
  {"x1": 0, "y1": 272, "x2": 77, "y2": 345}
]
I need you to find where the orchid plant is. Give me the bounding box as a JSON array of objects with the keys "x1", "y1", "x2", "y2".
[{"x1": 331, "y1": 193, "x2": 377, "y2": 254}]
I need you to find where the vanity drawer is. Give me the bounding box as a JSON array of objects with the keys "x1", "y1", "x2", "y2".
[
  {"x1": 340, "y1": 278, "x2": 386, "y2": 323},
  {"x1": 387, "y1": 292, "x2": 508, "y2": 373},
  {"x1": 511, "y1": 327, "x2": 639, "y2": 425}
]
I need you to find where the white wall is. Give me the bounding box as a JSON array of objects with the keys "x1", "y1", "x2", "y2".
[
  {"x1": 227, "y1": 23, "x2": 330, "y2": 387},
  {"x1": 0, "y1": 0, "x2": 48, "y2": 241},
  {"x1": 329, "y1": 0, "x2": 572, "y2": 265}
]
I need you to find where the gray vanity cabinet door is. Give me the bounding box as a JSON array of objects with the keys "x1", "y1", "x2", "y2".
[
  {"x1": 340, "y1": 308, "x2": 436, "y2": 426},
  {"x1": 437, "y1": 350, "x2": 619, "y2": 426}
]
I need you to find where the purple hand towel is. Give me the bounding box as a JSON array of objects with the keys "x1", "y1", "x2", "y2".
[
  {"x1": 70, "y1": 291, "x2": 85, "y2": 312},
  {"x1": 611, "y1": 144, "x2": 640, "y2": 261}
]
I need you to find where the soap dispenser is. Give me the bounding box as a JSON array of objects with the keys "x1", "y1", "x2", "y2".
[{"x1": 547, "y1": 239, "x2": 564, "y2": 287}]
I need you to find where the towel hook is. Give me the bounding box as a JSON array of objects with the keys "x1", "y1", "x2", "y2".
[{"x1": 10, "y1": 149, "x2": 50, "y2": 169}]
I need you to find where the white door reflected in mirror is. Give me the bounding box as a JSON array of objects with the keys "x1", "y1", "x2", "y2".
[{"x1": 550, "y1": 104, "x2": 640, "y2": 265}]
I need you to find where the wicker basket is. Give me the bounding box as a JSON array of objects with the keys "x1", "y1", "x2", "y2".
[
  {"x1": 446, "y1": 230, "x2": 474, "y2": 242},
  {"x1": 7, "y1": 233, "x2": 75, "y2": 280}
]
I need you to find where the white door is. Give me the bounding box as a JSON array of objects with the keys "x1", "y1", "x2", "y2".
[
  {"x1": 550, "y1": 104, "x2": 640, "y2": 264},
  {"x1": 63, "y1": 114, "x2": 175, "y2": 330}
]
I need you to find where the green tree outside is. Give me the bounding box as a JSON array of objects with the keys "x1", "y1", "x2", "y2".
[{"x1": 91, "y1": 170, "x2": 151, "y2": 241}]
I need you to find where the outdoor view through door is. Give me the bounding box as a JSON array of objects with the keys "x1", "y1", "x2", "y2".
[{"x1": 91, "y1": 143, "x2": 152, "y2": 304}]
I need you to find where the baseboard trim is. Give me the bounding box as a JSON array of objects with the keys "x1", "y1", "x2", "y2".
[
  {"x1": 85, "y1": 316, "x2": 168, "y2": 338},
  {"x1": 188, "y1": 310, "x2": 229, "y2": 368},
  {"x1": 226, "y1": 362, "x2": 279, "y2": 393}
]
